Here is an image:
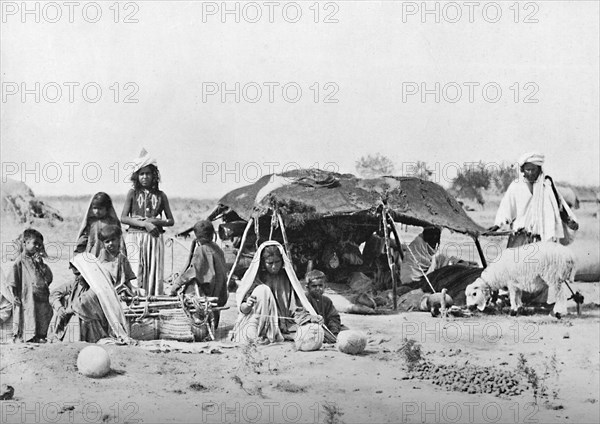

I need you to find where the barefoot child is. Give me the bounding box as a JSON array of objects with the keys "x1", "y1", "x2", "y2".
[
  {"x1": 97, "y1": 225, "x2": 136, "y2": 296},
  {"x1": 6, "y1": 229, "x2": 53, "y2": 342},
  {"x1": 121, "y1": 149, "x2": 174, "y2": 295},
  {"x1": 305, "y1": 269, "x2": 341, "y2": 343},
  {"x1": 75, "y1": 192, "x2": 123, "y2": 257}
]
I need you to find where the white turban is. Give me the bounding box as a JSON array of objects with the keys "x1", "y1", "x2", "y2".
[
  {"x1": 132, "y1": 148, "x2": 158, "y2": 173},
  {"x1": 518, "y1": 151, "x2": 545, "y2": 167}
]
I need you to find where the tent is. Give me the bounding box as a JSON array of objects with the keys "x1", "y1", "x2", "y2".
[{"x1": 189, "y1": 169, "x2": 487, "y2": 309}]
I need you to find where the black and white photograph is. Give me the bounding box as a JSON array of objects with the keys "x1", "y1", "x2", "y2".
[{"x1": 1, "y1": 1, "x2": 599, "y2": 423}]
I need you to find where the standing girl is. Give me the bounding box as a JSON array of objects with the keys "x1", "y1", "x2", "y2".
[
  {"x1": 75, "y1": 192, "x2": 123, "y2": 257},
  {"x1": 121, "y1": 149, "x2": 174, "y2": 296}
]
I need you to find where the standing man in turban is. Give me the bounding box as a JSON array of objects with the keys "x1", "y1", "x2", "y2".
[{"x1": 488, "y1": 152, "x2": 578, "y2": 248}]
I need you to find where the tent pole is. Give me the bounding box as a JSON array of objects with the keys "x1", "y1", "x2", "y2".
[
  {"x1": 277, "y1": 212, "x2": 293, "y2": 268},
  {"x1": 225, "y1": 217, "x2": 254, "y2": 289},
  {"x1": 269, "y1": 211, "x2": 276, "y2": 240},
  {"x1": 473, "y1": 236, "x2": 487, "y2": 268},
  {"x1": 386, "y1": 212, "x2": 404, "y2": 262},
  {"x1": 381, "y1": 206, "x2": 397, "y2": 310}
]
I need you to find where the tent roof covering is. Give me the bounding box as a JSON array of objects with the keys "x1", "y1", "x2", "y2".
[{"x1": 216, "y1": 169, "x2": 485, "y2": 236}]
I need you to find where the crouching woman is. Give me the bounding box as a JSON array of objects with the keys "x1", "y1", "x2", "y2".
[
  {"x1": 232, "y1": 241, "x2": 322, "y2": 344},
  {"x1": 50, "y1": 253, "x2": 130, "y2": 343}
]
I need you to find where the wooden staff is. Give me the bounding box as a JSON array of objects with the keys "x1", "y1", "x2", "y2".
[
  {"x1": 381, "y1": 205, "x2": 398, "y2": 310},
  {"x1": 473, "y1": 236, "x2": 487, "y2": 268},
  {"x1": 225, "y1": 217, "x2": 254, "y2": 289},
  {"x1": 386, "y1": 211, "x2": 404, "y2": 261},
  {"x1": 277, "y1": 212, "x2": 293, "y2": 264}
]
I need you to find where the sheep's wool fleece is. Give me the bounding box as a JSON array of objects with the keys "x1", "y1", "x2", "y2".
[
  {"x1": 337, "y1": 330, "x2": 367, "y2": 355},
  {"x1": 481, "y1": 242, "x2": 575, "y2": 303},
  {"x1": 294, "y1": 324, "x2": 324, "y2": 351}
]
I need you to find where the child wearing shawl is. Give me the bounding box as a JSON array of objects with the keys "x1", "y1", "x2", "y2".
[
  {"x1": 121, "y1": 149, "x2": 174, "y2": 296},
  {"x1": 75, "y1": 192, "x2": 123, "y2": 257}
]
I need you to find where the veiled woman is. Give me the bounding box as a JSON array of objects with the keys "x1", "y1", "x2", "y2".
[{"x1": 232, "y1": 241, "x2": 321, "y2": 344}]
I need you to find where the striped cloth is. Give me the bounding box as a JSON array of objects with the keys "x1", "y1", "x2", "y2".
[{"x1": 125, "y1": 230, "x2": 164, "y2": 296}]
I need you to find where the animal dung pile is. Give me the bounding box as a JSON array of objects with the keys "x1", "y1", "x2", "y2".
[
  {"x1": 337, "y1": 330, "x2": 367, "y2": 355},
  {"x1": 406, "y1": 362, "x2": 527, "y2": 397},
  {"x1": 77, "y1": 346, "x2": 111, "y2": 378}
]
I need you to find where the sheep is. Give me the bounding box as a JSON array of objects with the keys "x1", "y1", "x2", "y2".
[{"x1": 465, "y1": 242, "x2": 576, "y2": 318}]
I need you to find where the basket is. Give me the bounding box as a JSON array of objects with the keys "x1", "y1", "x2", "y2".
[
  {"x1": 158, "y1": 309, "x2": 194, "y2": 342},
  {"x1": 128, "y1": 317, "x2": 159, "y2": 341}
]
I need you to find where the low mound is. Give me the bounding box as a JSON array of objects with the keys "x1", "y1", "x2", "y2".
[{"x1": 1, "y1": 179, "x2": 63, "y2": 223}]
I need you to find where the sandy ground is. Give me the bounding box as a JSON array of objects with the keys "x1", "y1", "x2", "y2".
[
  {"x1": 1, "y1": 292, "x2": 599, "y2": 424},
  {"x1": 1, "y1": 197, "x2": 599, "y2": 424}
]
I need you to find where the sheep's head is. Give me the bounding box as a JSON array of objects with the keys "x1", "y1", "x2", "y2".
[{"x1": 465, "y1": 278, "x2": 490, "y2": 311}]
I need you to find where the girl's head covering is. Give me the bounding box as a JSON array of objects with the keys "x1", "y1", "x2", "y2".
[
  {"x1": 91, "y1": 192, "x2": 113, "y2": 209},
  {"x1": 76, "y1": 193, "x2": 121, "y2": 248},
  {"x1": 261, "y1": 245, "x2": 282, "y2": 262},
  {"x1": 130, "y1": 148, "x2": 161, "y2": 190},
  {"x1": 132, "y1": 148, "x2": 158, "y2": 173},
  {"x1": 235, "y1": 241, "x2": 317, "y2": 315}
]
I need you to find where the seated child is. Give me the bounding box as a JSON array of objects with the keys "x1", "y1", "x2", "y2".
[
  {"x1": 169, "y1": 220, "x2": 228, "y2": 328},
  {"x1": 6, "y1": 229, "x2": 53, "y2": 343},
  {"x1": 305, "y1": 269, "x2": 341, "y2": 343},
  {"x1": 97, "y1": 225, "x2": 136, "y2": 296}
]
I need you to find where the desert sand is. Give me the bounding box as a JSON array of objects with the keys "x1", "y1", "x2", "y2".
[{"x1": 1, "y1": 196, "x2": 598, "y2": 424}]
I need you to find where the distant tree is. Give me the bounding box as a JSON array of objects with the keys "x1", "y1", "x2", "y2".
[
  {"x1": 491, "y1": 162, "x2": 518, "y2": 193},
  {"x1": 451, "y1": 162, "x2": 493, "y2": 208},
  {"x1": 453, "y1": 162, "x2": 492, "y2": 190},
  {"x1": 403, "y1": 161, "x2": 433, "y2": 181},
  {"x1": 355, "y1": 153, "x2": 395, "y2": 178}
]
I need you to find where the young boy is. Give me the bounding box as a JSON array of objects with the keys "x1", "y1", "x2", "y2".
[
  {"x1": 6, "y1": 229, "x2": 53, "y2": 342},
  {"x1": 96, "y1": 225, "x2": 136, "y2": 296},
  {"x1": 305, "y1": 269, "x2": 341, "y2": 343}
]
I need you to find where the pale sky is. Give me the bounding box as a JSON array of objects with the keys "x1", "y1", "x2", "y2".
[{"x1": 2, "y1": 0, "x2": 599, "y2": 198}]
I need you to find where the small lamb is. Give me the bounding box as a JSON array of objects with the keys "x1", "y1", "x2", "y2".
[{"x1": 465, "y1": 242, "x2": 576, "y2": 317}]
